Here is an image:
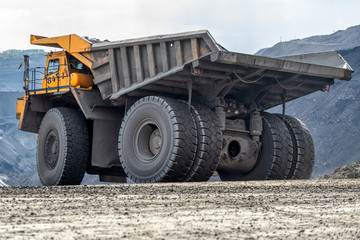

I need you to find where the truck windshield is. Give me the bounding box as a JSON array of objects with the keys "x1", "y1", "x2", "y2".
[{"x1": 47, "y1": 59, "x2": 59, "y2": 75}]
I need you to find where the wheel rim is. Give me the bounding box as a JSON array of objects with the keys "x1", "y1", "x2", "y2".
[
  {"x1": 44, "y1": 129, "x2": 60, "y2": 170},
  {"x1": 134, "y1": 119, "x2": 162, "y2": 162}
]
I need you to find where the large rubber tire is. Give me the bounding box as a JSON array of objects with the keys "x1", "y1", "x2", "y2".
[
  {"x1": 275, "y1": 114, "x2": 315, "y2": 179},
  {"x1": 37, "y1": 107, "x2": 89, "y2": 186},
  {"x1": 184, "y1": 103, "x2": 222, "y2": 182},
  {"x1": 218, "y1": 112, "x2": 293, "y2": 181},
  {"x1": 118, "y1": 96, "x2": 197, "y2": 183}
]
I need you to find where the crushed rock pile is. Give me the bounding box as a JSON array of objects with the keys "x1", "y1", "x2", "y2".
[{"x1": 321, "y1": 160, "x2": 360, "y2": 179}]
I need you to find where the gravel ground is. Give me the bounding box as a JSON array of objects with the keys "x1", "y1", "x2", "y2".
[{"x1": 0, "y1": 179, "x2": 359, "y2": 239}]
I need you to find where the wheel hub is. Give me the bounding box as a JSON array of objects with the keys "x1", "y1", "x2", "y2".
[
  {"x1": 149, "y1": 129, "x2": 162, "y2": 155},
  {"x1": 135, "y1": 121, "x2": 162, "y2": 162},
  {"x1": 218, "y1": 135, "x2": 259, "y2": 173},
  {"x1": 44, "y1": 129, "x2": 59, "y2": 170}
]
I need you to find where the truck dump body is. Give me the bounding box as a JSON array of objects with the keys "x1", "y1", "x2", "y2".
[
  {"x1": 31, "y1": 30, "x2": 353, "y2": 110},
  {"x1": 89, "y1": 30, "x2": 353, "y2": 109}
]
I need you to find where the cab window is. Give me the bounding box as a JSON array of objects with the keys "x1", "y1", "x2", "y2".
[{"x1": 47, "y1": 59, "x2": 59, "y2": 75}]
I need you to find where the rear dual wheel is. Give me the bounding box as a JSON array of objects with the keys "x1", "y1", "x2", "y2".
[
  {"x1": 218, "y1": 112, "x2": 314, "y2": 181},
  {"x1": 118, "y1": 96, "x2": 222, "y2": 183},
  {"x1": 218, "y1": 112, "x2": 293, "y2": 181},
  {"x1": 275, "y1": 114, "x2": 315, "y2": 179},
  {"x1": 184, "y1": 103, "x2": 222, "y2": 182},
  {"x1": 118, "y1": 96, "x2": 196, "y2": 183}
]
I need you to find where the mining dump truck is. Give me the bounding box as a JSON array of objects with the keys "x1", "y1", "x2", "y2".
[{"x1": 16, "y1": 30, "x2": 353, "y2": 185}]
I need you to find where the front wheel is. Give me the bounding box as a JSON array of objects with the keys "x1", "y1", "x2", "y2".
[{"x1": 37, "y1": 107, "x2": 89, "y2": 186}]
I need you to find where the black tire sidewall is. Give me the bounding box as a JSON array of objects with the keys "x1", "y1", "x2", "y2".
[
  {"x1": 120, "y1": 101, "x2": 175, "y2": 181},
  {"x1": 37, "y1": 110, "x2": 66, "y2": 186}
]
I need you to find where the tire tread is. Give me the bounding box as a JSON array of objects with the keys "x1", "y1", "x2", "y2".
[
  {"x1": 37, "y1": 107, "x2": 89, "y2": 186},
  {"x1": 275, "y1": 114, "x2": 315, "y2": 179},
  {"x1": 184, "y1": 103, "x2": 222, "y2": 182}
]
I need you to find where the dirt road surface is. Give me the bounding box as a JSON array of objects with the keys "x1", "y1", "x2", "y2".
[{"x1": 0, "y1": 179, "x2": 359, "y2": 239}]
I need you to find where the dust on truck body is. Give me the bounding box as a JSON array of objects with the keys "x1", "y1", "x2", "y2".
[{"x1": 16, "y1": 30, "x2": 353, "y2": 185}]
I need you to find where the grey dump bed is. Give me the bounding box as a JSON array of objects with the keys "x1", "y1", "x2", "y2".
[{"x1": 88, "y1": 30, "x2": 353, "y2": 109}]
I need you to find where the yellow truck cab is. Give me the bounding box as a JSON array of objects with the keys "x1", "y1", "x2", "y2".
[
  {"x1": 41, "y1": 51, "x2": 93, "y2": 93},
  {"x1": 16, "y1": 49, "x2": 93, "y2": 134}
]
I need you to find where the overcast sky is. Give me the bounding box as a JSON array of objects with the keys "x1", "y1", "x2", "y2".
[{"x1": 1, "y1": 0, "x2": 359, "y2": 54}]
